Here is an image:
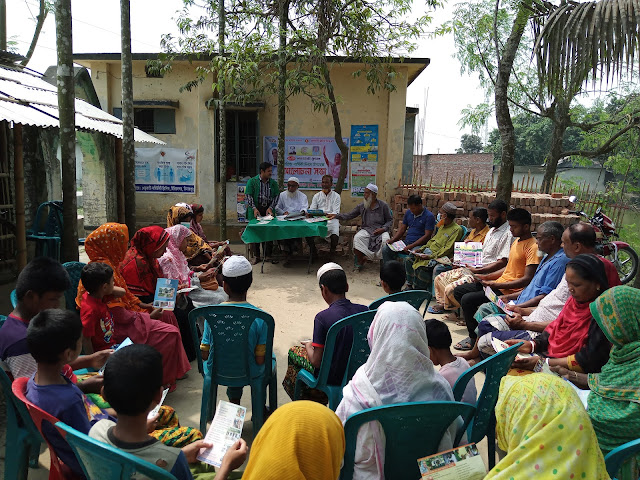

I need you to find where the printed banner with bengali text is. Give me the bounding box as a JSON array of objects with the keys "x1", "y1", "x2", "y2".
[
  {"x1": 135, "y1": 147, "x2": 196, "y2": 194},
  {"x1": 350, "y1": 125, "x2": 379, "y2": 197}
]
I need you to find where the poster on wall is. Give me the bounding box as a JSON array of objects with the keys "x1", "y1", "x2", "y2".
[
  {"x1": 350, "y1": 125, "x2": 379, "y2": 197},
  {"x1": 135, "y1": 147, "x2": 197, "y2": 194},
  {"x1": 237, "y1": 184, "x2": 247, "y2": 223},
  {"x1": 263, "y1": 136, "x2": 349, "y2": 190}
]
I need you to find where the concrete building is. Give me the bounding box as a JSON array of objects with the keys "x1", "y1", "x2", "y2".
[{"x1": 73, "y1": 53, "x2": 429, "y2": 236}]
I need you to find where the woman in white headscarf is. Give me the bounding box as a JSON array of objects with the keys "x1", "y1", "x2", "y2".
[{"x1": 336, "y1": 301, "x2": 460, "y2": 480}]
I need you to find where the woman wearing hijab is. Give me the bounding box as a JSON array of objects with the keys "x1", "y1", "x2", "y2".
[
  {"x1": 242, "y1": 401, "x2": 345, "y2": 480},
  {"x1": 507, "y1": 253, "x2": 611, "y2": 373},
  {"x1": 190, "y1": 204, "x2": 233, "y2": 256},
  {"x1": 76, "y1": 223, "x2": 190, "y2": 389},
  {"x1": 166, "y1": 203, "x2": 215, "y2": 266},
  {"x1": 486, "y1": 374, "x2": 609, "y2": 479},
  {"x1": 120, "y1": 226, "x2": 169, "y2": 302},
  {"x1": 336, "y1": 301, "x2": 459, "y2": 480}
]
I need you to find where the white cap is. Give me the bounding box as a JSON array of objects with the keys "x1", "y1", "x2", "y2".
[
  {"x1": 365, "y1": 183, "x2": 378, "y2": 194},
  {"x1": 317, "y1": 262, "x2": 343, "y2": 281},
  {"x1": 287, "y1": 177, "x2": 300, "y2": 184},
  {"x1": 222, "y1": 255, "x2": 253, "y2": 278}
]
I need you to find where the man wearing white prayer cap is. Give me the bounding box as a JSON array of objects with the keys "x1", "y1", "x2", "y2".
[
  {"x1": 275, "y1": 176, "x2": 310, "y2": 266},
  {"x1": 328, "y1": 183, "x2": 393, "y2": 270},
  {"x1": 282, "y1": 261, "x2": 368, "y2": 401},
  {"x1": 201, "y1": 254, "x2": 274, "y2": 406}
]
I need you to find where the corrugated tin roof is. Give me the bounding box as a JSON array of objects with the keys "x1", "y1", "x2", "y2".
[{"x1": 0, "y1": 65, "x2": 164, "y2": 144}]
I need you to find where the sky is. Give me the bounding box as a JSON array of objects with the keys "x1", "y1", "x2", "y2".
[{"x1": 9, "y1": 0, "x2": 489, "y2": 154}]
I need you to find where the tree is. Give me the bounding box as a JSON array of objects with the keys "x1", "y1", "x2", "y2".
[
  {"x1": 54, "y1": 0, "x2": 79, "y2": 261},
  {"x1": 20, "y1": 1, "x2": 51, "y2": 66},
  {"x1": 456, "y1": 133, "x2": 483, "y2": 154}
]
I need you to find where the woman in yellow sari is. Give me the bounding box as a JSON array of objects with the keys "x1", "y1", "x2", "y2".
[
  {"x1": 167, "y1": 203, "x2": 215, "y2": 266},
  {"x1": 486, "y1": 373, "x2": 609, "y2": 479}
]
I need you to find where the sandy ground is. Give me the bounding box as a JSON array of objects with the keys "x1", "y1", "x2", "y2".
[{"x1": 2, "y1": 248, "x2": 488, "y2": 478}]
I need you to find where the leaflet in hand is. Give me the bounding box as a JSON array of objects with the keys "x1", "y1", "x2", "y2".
[
  {"x1": 483, "y1": 286, "x2": 515, "y2": 316},
  {"x1": 153, "y1": 278, "x2": 179, "y2": 311},
  {"x1": 148, "y1": 388, "x2": 169, "y2": 419},
  {"x1": 453, "y1": 242, "x2": 483, "y2": 267},
  {"x1": 417, "y1": 443, "x2": 486, "y2": 480},
  {"x1": 387, "y1": 240, "x2": 407, "y2": 252},
  {"x1": 197, "y1": 401, "x2": 247, "y2": 468},
  {"x1": 99, "y1": 337, "x2": 133, "y2": 374},
  {"x1": 491, "y1": 337, "x2": 534, "y2": 361}
]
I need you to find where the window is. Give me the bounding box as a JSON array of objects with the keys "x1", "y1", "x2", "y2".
[
  {"x1": 111, "y1": 107, "x2": 176, "y2": 134},
  {"x1": 216, "y1": 110, "x2": 258, "y2": 181}
]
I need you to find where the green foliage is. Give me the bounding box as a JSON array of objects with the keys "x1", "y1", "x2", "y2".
[{"x1": 456, "y1": 134, "x2": 483, "y2": 154}]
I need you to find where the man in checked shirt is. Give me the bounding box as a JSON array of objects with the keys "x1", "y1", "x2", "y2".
[{"x1": 245, "y1": 162, "x2": 280, "y2": 264}]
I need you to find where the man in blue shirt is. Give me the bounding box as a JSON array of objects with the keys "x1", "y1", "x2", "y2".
[{"x1": 382, "y1": 195, "x2": 435, "y2": 264}]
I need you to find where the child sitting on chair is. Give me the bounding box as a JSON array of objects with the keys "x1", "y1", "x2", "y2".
[
  {"x1": 380, "y1": 260, "x2": 406, "y2": 295},
  {"x1": 91, "y1": 344, "x2": 247, "y2": 480},
  {"x1": 79, "y1": 263, "x2": 118, "y2": 354},
  {"x1": 424, "y1": 319, "x2": 477, "y2": 404},
  {"x1": 25, "y1": 309, "x2": 116, "y2": 478},
  {"x1": 200, "y1": 255, "x2": 271, "y2": 405}
]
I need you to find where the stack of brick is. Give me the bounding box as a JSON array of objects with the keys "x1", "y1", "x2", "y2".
[{"x1": 392, "y1": 189, "x2": 579, "y2": 234}]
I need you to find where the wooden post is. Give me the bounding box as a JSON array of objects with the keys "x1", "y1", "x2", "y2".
[
  {"x1": 13, "y1": 124, "x2": 26, "y2": 270},
  {"x1": 114, "y1": 138, "x2": 126, "y2": 223}
]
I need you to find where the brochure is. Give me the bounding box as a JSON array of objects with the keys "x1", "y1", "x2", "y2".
[
  {"x1": 417, "y1": 443, "x2": 486, "y2": 480},
  {"x1": 197, "y1": 401, "x2": 247, "y2": 468},
  {"x1": 483, "y1": 286, "x2": 516, "y2": 317},
  {"x1": 148, "y1": 388, "x2": 169, "y2": 419},
  {"x1": 153, "y1": 278, "x2": 179, "y2": 311},
  {"x1": 99, "y1": 337, "x2": 133, "y2": 374},
  {"x1": 256, "y1": 214, "x2": 274, "y2": 222},
  {"x1": 491, "y1": 337, "x2": 535, "y2": 361},
  {"x1": 285, "y1": 211, "x2": 306, "y2": 221},
  {"x1": 304, "y1": 216, "x2": 328, "y2": 223},
  {"x1": 307, "y1": 209, "x2": 326, "y2": 217},
  {"x1": 388, "y1": 240, "x2": 407, "y2": 252},
  {"x1": 453, "y1": 242, "x2": 483, "y2": 267}
]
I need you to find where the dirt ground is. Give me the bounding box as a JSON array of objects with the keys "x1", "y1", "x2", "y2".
[{"x1": 2, "y1": 248, "x2": 487, "y2": 478}]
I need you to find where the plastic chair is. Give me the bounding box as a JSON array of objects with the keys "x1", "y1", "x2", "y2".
[
  {"x1": 294, "y1": 310, "x2": 376, "y2": 410},
  {"x1": 460, "y1": 224, "x2": 469, "y2": 240},
  {"x1": 62, "y1": 262, "x2": 86, "y2": 311},
  {"x1": 10, "y1": 288, "x2": 17, "y2": 308},
  {"x1": 604, "y1": 438, "x2": 640, "y2": 480},
  {"x1": 11, "y1": 377, "x2": 82, "y2": 479},
  {"x1": 452, "y1": 342, "x2": 521, "y2": 469},
  {"x1": 188, "y1": 305, "x2": 277, "y2": 434},
  {"x1": 57, "y1": 422, "x2": 177, "y2": 480},
  {"x1": 0, "y1": 367, "x2": 43, "y2": 480},
  {"x1": 26, "y1": 201, "x2": 63, "y2": 261},
  {"x1": 340, "y1": 401, "x2": 476, "y2": 480},
  {"x1": 368, "y1": 290, "x2": 432, "y2": 316}
]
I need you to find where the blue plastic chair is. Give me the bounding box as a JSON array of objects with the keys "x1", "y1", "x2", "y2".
[
  {"x1": 10, "y1": 289, "x2": 17, "y2": 308},
  {"x1": 460, "y1": 224, "x2": 469, "y2": 240},
  {"x1": 452, "y1": 342, "x2": 521, "y2": 469},
  {"x1": 0, "y1": 367, "x2": 43, "y2": 479},
  {"x1": 26, "y1": 201, "x2": 63, "y2": 261},
  {"x1": 57, "y1": 422, "x2": 176, "y2": 479},
  {"x1": 294, "y1": 310, "x2": 376, "y2": 410},
  {"x1": 62, "y1": 262, "x2": 86, "y2": 311},
  {"x1": 604, "y1": 438, "x2": 640, "y2": 480},
  {"x1": 340, "y1": 401, "x2": 476, "y2": 480},
  {"x1": 188, "y1": 305, "x2": 277, "y2": 434},
  {"x1": 368, "y1": 290, "x2": 431, "y2": 316}
]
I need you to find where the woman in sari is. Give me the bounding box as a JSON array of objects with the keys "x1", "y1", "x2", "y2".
[
  {"x1": 336, "y1": 301, "x2": 459, "y2": 480},
  {"x1": 242, "y1": 401, "x2": 345, "y2": 480},
  {"x1": 485, "y1": 373, "x2": 609, "y2": 479},
  {"x1": 506, "y1": 254, "x2": 611, "y2": 373},
  {"x1": 190, "y1": 204, "x2": 233, "y2": 256},
  {"x1": 76, "y1": 223, "x2": 190, "y2": 389},
  {"x1": 120, "y1": 226, "x2": 169, "y2": 302},
  {"x1": 167, "y1": 204, "x2": 214, "y2": 266}
]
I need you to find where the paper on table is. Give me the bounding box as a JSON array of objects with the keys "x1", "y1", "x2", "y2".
[
  {"x1": 257, "y1": 215, "x2": 274, "y2": 221},
  {"x1": 304, "y1": 216, "x2": 328, "y2": 223},
  {"x1": 276, "y1": 215, "x2": 287, "y2": 221},
  {"x1": 148, "y1": 388, "x2": 169, "y2": 419},
  {"x1": 483, "y1": 286, "x2": 516, "y2": 316},
  {"x1": 417, "y1": 443, "x2": 486, "y2": 480},
  {"x1": 197, "y1": 401, "x2": 247, "y2": 468},
  {"x1": 99, "y1": 337, "x2": 133, "y2": 374}
]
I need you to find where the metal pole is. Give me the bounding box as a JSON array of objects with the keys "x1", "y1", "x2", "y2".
[{"x1": 13, "y1": 124, "x2": 26, "y2": 270}]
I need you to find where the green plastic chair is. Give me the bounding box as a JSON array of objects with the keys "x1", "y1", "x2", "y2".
[
  {"x1": 604, "y1": 438, "x2": 640, "y2": 480},
  {"x1": 368, "y1": 290, "x2": 431, "y2": 316},
  {"x1": 62, "y1": 262, "x2": 86, "y2": 311},
  {"x1": 26, "y1": 201, "x2": 63, "y2": 261},
  {"x1": 57, "y1": 422, "x2": 176, "y2": 479},
  {"x1": 188, "y1": 305, "x2": 277, "y2": 434},
  {"x1": 10, "y1": 289, "x2": 17, "y2": 308},
  {"x1": 340, "y1": 401, "x2": 476, "y2": 480},
  {"x1": 452, "y1": 341, "x2": 522, "y2": 469},
  {"x1": 294, "y1": 310, "x2": 376, "y2": 410}
]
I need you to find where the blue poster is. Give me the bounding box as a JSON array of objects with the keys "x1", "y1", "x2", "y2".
[{"x1": 350, "y1": 125, "x2": 379, "y2": 197}]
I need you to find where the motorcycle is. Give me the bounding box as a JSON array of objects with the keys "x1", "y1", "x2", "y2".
[{"x1": 568, "y1": 196, "x2": 638, "y2": 284}]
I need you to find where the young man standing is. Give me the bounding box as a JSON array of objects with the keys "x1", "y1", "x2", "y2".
[{"x1": 245, "y1": 162, "x2": 280, "y2": 264}]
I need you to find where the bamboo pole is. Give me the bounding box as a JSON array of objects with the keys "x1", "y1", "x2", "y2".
[
  {"x1": 13, "y1": 124, "x2": 26, "y2": 270},
  {"x1": 114, "y1": 138, "x2": 126, "y2": 223}
]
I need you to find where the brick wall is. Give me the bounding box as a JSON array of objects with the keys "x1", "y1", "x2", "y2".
[{"x1": 413, "y1": 153, "x2": 494, "y2": 186}]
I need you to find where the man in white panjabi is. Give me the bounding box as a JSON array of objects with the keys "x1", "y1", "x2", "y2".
[
  {"x1": 275, "y1": 177, "x2": 310, "y2": 266},
  {"x1": 329, "y1": 183, "x2": 393, "y2": 270},
  {"x1": 306, "y1": 174, "x2": 342, "y2": 257}
]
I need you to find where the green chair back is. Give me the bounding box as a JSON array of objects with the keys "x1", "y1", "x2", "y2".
[
  {"x1": 62, "y1": 262, "x2": 86, "y2": 311},
  {"x1": 605, "y1": 438, "x2": 640, "y2": 480},
  {"x1": 368, "y1": 290, "x2": 431, "y2": 316}
]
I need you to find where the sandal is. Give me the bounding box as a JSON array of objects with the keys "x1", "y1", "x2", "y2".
[
  {"x1": 427, "y1": 305, "x2": 445, "y2": 314},
  {"x1": 454, "y1": 337, "x2": 473, "y2": 351}
]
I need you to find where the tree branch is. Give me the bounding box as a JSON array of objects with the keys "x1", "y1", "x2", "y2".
[
  {"x1": 561, "y1": 122, "x2": 640, "y2": 158},
  {"x1": 20, "y1": 0, "x2": 47, "y2": 67}
]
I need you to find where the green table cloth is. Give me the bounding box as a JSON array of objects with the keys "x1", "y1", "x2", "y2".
[{"x1": 241, "y1": 219, "x2": 328, "y2": 244}]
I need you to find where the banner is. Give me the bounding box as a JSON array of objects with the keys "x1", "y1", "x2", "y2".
[
  {"x1": 237, "y1": 184, "x2": 247, "y2": 223},
  {"x1": 135, "y1": 147, "x2": 196, "y2": 194},
  {"x1": 350, "y1": 125, "x2": 379, "y2": 197},
  {"x1": 263, "y1": 136, "x2": 349, "y2": 190}
]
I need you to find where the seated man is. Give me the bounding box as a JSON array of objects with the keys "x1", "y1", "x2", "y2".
[
  {"x1": 282, "y1": 262, "x2": 367, "y2": 402},
  {"x1": 382, "y1": 194, "x2": 435, "y2": 264},
  {"x1": 274, "y1": 176, "x2": 309, "y2": 266},
  {"x1": 379, "y1": 260, "x2": 406, "y2": 295},
  {"x1": 458, "y1": 221, "x2": 569, "y2": 362},
  {"x1": 453, "y1": 208, "x2": 540, "y2": 351},
  {"x1": 306, "y1": 174, "x2": 341, "y2": 256},
  {"x1": 245, "y1": 162, "x2": 279, "y2": 264},
  {"x1": 329, "y1": 183, "x2": 392, "y2": 271},
  {"x1": 476, "y1": 222, "x2": 622, "y2": 357},
  {"x1": 403, "y1": 202, "x2": 465, "y2": 291}
]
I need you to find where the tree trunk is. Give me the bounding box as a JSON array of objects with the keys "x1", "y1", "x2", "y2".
[
  {"x1": 276, "y1": 0, "x2": 288, "y2": 191},
  {"x1": 321, "y1": 63, "x2": 349, "y2": 194},
  {"x1": 54, "y1": 0, "x2": 79, "y2": 262},
  {"x1": 0, "y1": 0, "x2": 6, "y2": 51},
  {"x1": 494, "y1": 2, "x2": 531, "y2": 204},
  {"x1": 218, "y1": 0, "x2": 227, "y2": 239},
  {"x1": 541, "y1": 102, "x2": 569, "y2": 193},
  {"x1": 120, "y1": 0, "x2": 136, "y2": 236},
  {"x1": 20, "y1": 0, "x2": 47, "y2": 67}
]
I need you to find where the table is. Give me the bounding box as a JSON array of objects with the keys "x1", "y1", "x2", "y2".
[{"x1": 241, "y1": 218, "x2": 328, "y2": 273}]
